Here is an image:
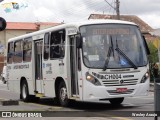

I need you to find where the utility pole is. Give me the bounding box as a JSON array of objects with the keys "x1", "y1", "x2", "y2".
[
  {"x1": 104, "y1": 0, "x2": 120, "y2": 19},
  {"x1": 116, "y1": 0, "x2": 120, "y2": 20}
]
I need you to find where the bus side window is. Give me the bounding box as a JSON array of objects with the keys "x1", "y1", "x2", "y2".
[
  {"x1": 13, "y1": 40, "x2": 23, "y2": 63},
  {"x1": 44, "y1": 33, "x2": 50, "y2": 60},
  {"x1": 50, "y1": 30, "x2": 65, "y2": 59},
  {"x1": 23, "y1": 38, "x2": 32, "y2": 62},
  {"x1": 7, "y1": 42, "x2": 14, "y2": 64}
]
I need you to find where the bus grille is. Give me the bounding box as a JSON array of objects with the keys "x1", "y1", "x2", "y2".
[
  {"x1": 107, "y1": 89, "x2": 134, "y2": 95},
  {"x1": 102, "y1": 79, "x2": 138, "y2": 86}
]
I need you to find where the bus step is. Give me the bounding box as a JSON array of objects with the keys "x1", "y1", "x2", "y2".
[
  {"x1": 70, "y1": 96, "x2": 80, "y2": 100},
  {"x1": 35, "y1": 93, "x2": 44, "y2": 98}
]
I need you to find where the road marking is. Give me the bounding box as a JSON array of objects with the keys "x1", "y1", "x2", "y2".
[
  {"x1": 21, "y1": 101, "x2": 63, "y2": 109},
  {"x1": 111, "y1": 117, "x2": 132, "y2": 120}
]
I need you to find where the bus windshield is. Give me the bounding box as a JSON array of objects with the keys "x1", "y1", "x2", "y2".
[{"x1": 80, "y1": 24, "x2": 148, "y2": 69}]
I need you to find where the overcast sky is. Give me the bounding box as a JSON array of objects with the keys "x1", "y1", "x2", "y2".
[{"x1": 1, "y1": 0, "x2": 160, "y2": 29}]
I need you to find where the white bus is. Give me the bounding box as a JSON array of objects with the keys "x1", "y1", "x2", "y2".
[{"x1": 7, "y1": 20, "x2": 150, "y2": 106}]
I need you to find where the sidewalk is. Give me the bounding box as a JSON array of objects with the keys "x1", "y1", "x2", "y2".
[{"x1": 150, "y1": 83, "x2": 154, "y2": 92}]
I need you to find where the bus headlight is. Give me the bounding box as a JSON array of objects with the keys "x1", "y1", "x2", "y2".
[
  {"x1": 86, "y1": 72, "x2": 101, "y2": 86},
  {"x1": 140, "y1": 71, "x2": 149, "y2": 83}
]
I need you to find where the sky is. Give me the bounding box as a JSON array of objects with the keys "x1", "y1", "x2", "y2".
[{"x1": 1, "y1": 0, "x2": 160, "y2": 29}]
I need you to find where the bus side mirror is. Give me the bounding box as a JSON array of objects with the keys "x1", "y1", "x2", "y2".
[
  {"x1": 0, "y1": 17, "x2": 6, "y2": 31},
  {"x1": 143, "y1": 35, "x2": 150, "y2": 55},
  {"x1": 76, "y1": 36, "x2": 82, "y2": 48}
]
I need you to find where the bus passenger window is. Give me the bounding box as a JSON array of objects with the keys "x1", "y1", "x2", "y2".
[
  {"x1": 23, "y1": 38, "x2": 32, "y2": 62},
  {"x1": 13, "y1": 40, "x2": 23, "y2": 63},
  {"x1": 7, "y1": 42, "x2": 14, "y2": 64},
  {"x1": 50, "y1": 30, "x2": 65, "y2": 59},
  {"x1": 44, "y1": 33, "x2": 50, "y2": 60}
]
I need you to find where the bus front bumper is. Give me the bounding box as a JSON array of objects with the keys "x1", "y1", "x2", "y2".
[{"x1": 82, "y1": 81, "x2": 149, "y2": 102}]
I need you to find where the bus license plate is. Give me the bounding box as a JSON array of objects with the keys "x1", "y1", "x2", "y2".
[{"x1": 116, "y1": 88, "x2": 127, "y2": 93}]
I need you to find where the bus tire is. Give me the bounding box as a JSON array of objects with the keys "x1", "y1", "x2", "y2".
[
  {"x1": 21, "y1": 81, "x2": 30, "y2": 102},
  {"x1": 109, "y1": 97, "x2": 124, "y2": 105},
  {"x1": 58, "y1": 81, "x2": 69, "y2": 107}
]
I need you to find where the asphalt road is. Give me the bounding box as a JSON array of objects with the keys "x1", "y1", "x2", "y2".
[{"x1": 0, "y1": 80, "x2": 156, "y2": 120}]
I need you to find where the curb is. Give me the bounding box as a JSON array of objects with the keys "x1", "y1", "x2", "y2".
[
  {"x1": 150, "y1": 83, "x2": 154, "y2": 92},
  {"x1": 0, "y1": 99, "x2": 19, "y2": 106}
]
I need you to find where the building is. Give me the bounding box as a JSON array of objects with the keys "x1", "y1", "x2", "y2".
[{"x1": 0, "y1": 22, "x2": 60, "y2": 72}]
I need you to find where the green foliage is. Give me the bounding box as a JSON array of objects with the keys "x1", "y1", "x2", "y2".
[{"x1": 147, "y1": 42, "x2": 158, "y2": 63}]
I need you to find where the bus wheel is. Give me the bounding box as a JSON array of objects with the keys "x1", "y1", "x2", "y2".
[
  {"x1": 21, "y1": 81, "x2": 30, "y2": 102},
  {"x1": 58, "y1": 81, "x2": 69, "y2": 107},
  {"x1": 109, "y1": 97, "x2": 124, "y2": 105}
]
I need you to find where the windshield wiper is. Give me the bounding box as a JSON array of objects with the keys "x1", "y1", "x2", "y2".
[
  {"x1": 103, "y1": 47, "x2": 112, "y2": 71},
  {"x1": 103, "y1": 36, "x2": 113, "y2": 71},
  {"x1": 115, "y1": 47, "x2": 137, "y2": 69}
]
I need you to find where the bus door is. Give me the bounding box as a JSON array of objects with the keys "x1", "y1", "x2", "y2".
[
  {"x1": 34, "y1": 40, "x2": 44, "y2": 95},
  {"x1": 70, "y1": 36, "x2": 80, "y2": 97}
]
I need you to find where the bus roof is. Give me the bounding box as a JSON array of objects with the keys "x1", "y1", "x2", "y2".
[
  {"x1": 8, "y1": 19, "x2": 137, "y2": 42},
  {"x1": 72, "y1": 19, "x2": 137, "y2": 27}
]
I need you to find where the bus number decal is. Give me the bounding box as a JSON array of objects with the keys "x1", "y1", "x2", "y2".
[
  {"x1": 46, "y1": 63, "x2": 52, "y2": 74},
  {"x1": 105, "y1": 74, "x2": 122, "y2": 80},
  {"x1": 13, "y1": 64, "x2": 29, "y2": 69}
]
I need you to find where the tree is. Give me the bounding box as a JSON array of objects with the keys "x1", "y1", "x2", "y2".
[
  {"x1": 147, "y1": 41, "x2": 158, "y2": 82},
  {"x1": 147, "y1": 42, "x2": 158, "y2": 63}
]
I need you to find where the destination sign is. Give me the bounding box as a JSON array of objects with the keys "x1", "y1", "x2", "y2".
[{"x1": 92, "y1": 28, "x2": 130, "y2": 35}]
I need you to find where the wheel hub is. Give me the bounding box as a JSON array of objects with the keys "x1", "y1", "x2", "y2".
[
  {"x1": 60, "y1": 87, "x2": 67, "y2": 101},
  {"x1": 22, "y1": 84, "x2": 27, "y2": 99}
]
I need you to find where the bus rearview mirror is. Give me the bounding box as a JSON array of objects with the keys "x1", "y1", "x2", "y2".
[
  {"x1": 76, "y1": 36, "x2": 82, "y2": 48},
  {"x1": 142, "y1": 35, "x2": 150, "y2": 55},
  {"x1": 0, "y1": 17, "x2": 6, "y2": 31}
]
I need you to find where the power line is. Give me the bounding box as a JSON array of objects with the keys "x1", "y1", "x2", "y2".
[
  {"x1": 36, "y1": 1, "x2": 111, "y2": 23},
  {"x1": 104, "y1": 0, "x2": 115, "y2": 10},
  {"x1": 108, "y1": 0, "x2": 115, "y2": 14},
  {"x1": 30, "y1": 0, "x2": 116, "y2": 22},
  {"x1": 1, "y1": 0, "x2": 119, "y2": 23},
  {"x1": 104, "y1": 0, "x2": 120, "y2": 19}
]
